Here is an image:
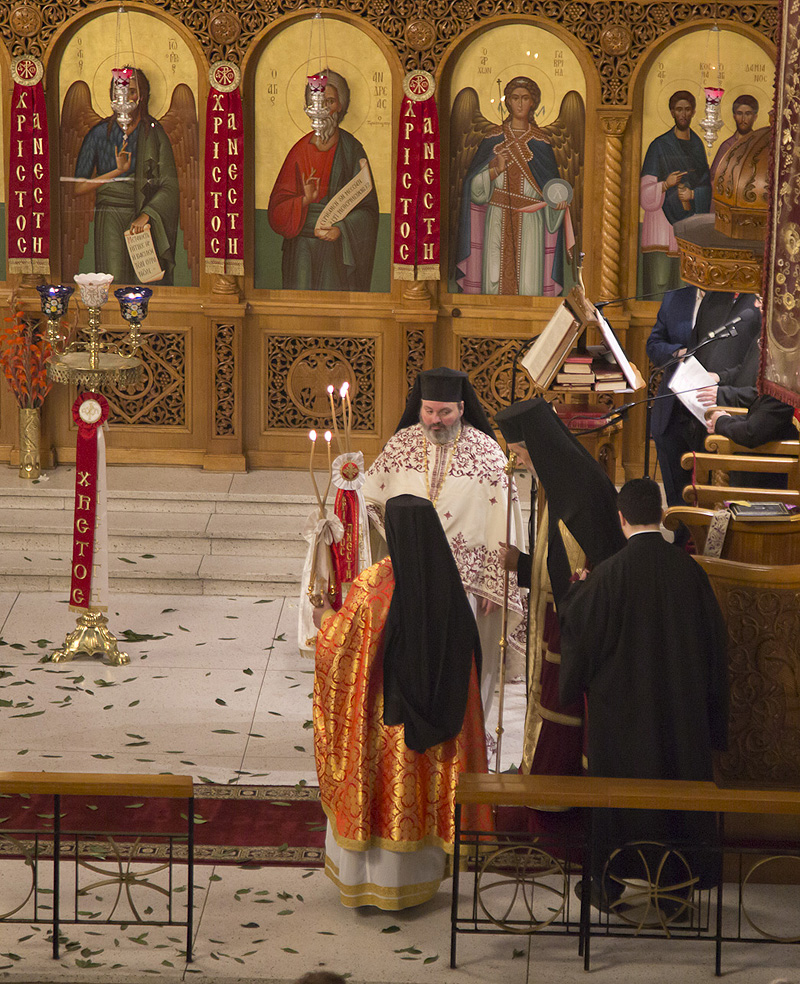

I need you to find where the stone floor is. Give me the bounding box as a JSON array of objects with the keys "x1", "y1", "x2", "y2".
[{"x1": 0, "y1": 466, "x2": 796, "y2": 983}]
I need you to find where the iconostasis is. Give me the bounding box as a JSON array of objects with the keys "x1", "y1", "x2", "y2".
[{"x1": 0, "y1": 0, "x2": 776, "y2": 473}]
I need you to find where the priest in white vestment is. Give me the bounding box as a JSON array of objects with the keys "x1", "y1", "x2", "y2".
[{"x1": 362, "y1": 367, "x2": 526, "y2": 713}]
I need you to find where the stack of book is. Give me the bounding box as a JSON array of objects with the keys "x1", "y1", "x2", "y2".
[
  {"x1": 592, "y1": 359, "x2": 626, "y2": 392},
  {"x1": 555, "y1": 350, "x2": 595, "y2": 388}
]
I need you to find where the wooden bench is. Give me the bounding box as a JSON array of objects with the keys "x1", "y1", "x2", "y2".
[
  {"x1": 451, "y1": 773, "x2": 800, "y2": 975},
  {"x1": 0, "y1": 771, "x2": 194, "y2": 960}
]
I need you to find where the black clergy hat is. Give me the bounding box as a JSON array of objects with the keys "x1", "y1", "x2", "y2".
[
  {"x1": 395, "y1": 366, "x2": 497, "y2": 439},
  {"x1": 419, "y1": 367, "x2": 465, "y2": 402},
  {"x1": 494, "y1": 399, "x2": 538, "y2": 445}
]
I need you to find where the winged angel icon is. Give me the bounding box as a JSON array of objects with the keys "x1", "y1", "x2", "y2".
[
  {"x1": 450, "y1": 78, "x2": 584, "y2": 296},
  {"x1": 60, "y1": 68, "x2": 200, "y2": 285}
]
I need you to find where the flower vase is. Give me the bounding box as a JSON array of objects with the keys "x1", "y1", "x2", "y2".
[{"x1": 18, "y1": 407, "x2": 41, "y2": 480}]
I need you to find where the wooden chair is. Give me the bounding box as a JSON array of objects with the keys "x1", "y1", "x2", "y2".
[
  {"x1": 680, "y1": 408, "x2": 800, "y2": 507},
  {"x1": 664, "y1": 505, "x2": 800, "y2": 564}
]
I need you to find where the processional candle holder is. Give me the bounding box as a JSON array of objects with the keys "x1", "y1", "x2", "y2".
[{"x1": 44, "y1": 274, "x2": 153, "y2": 666}]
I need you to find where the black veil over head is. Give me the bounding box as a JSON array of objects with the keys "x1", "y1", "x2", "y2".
[
  {"x1": 495, "y1": 399, "x2": 625, "y2": 604},
  {"x1": 395, "y1": 367, "x2": 496, "y2": 439},
  {"x1": 382, "y1": 494, "x2": 481, "y2": 753}
]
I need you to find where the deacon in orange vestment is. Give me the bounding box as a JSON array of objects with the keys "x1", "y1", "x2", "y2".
[{"x1": 313, "y1": 495, "x2": 492, "y2": 909}]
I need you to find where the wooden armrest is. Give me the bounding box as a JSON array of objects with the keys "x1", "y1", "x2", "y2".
[
  {"x1": 713, "y1": 406, "x2": 748, "y2": 416},
  {"x1": 662, "y1": 506, "x2": 715, "y2": 532},
  {"x1": 683, "y1": 485, "x2": 800, "y2": 507},
  {"x1": 681, "y1": 452, "x2": 799, "y2": 474},
  {"x1": 705, "y1": 434, "x2": 800, "y2": 456}
]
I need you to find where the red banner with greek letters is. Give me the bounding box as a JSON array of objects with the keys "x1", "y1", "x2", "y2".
[
  {"x1": 332, "y1": 488, "x2": 359, "y2": 584},
  {"x1": 69, "y1": 393, "x2": 109, "y2": 612},
  {"x1": 8, "y1": 58, "x2": 49, "y2": 275},
  {"x1": 205, "y1": 62, "x2": 244, "y2": 276},
  {"x1": 393, "y1": 71, "x2": 440, "y2": 282}
]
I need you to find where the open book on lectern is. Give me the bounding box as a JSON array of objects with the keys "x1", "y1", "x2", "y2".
[{"x1": 520, "y1": 288, "x2": 644, "y2": 393}]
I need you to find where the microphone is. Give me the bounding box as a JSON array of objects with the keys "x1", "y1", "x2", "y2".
[{"x1": 702, "y1": 316, "x2": 741, "y2": 342}]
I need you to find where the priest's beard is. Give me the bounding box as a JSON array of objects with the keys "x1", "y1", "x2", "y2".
[
  {"x1": 420, "y1": 419, "x2": 462, "y2": 445},
  {"x1": 317, "y1": 111, "x2": 341, "y2": 144}
]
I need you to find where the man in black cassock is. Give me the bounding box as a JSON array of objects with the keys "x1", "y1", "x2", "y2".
[{"x1": 558, "y1": 478, "x2": 728, "y2": 913}]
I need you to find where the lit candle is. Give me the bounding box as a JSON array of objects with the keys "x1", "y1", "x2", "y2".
[
  {"x1": 340, "y1": 382, "x2": 351, "y2": 452},
  {"x1": 322, "y1": 430, "x2": 333, "y2": 510},
  {"x1": 308, "y1": 430, "x2": 324, "y2": 513},
  {"x1": 327, "y1": 384, "x2": 341, "y2": 452}
]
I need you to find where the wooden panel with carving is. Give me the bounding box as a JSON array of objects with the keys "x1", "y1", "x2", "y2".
[
  {"x1": 102, "y1": 329, "x2": 187, "y2": 428},
  {"x1": 264, "y1": 335, "x2": 377, "y2": 433},
  {"x1": 214, "y1": 323, "x2": 236, "y2": 438},
  {"x1": 699, "y1": 559, "x2": 800, "y2": 789}
]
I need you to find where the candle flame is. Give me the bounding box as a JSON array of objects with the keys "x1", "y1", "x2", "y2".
[
  {"x1": 309, "y1": 430, "x2": 317, "y2": 441},
  {"x1": 340, "y1": 381, "x2": 349, "y2": 397},
  {"x1": 327, "y1": 384, "x2": 334, "y2": 395},
  {"x1": 324, "y1": 430, "x2": 332, "y2": 442}
]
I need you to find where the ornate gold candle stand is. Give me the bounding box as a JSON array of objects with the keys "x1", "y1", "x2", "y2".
[
  {"x1": 43, "y1": 275, "x2": 152, "y2": 665},
  {"x1": 46, "y1": 275, "x2": 144, "y2": 390}
]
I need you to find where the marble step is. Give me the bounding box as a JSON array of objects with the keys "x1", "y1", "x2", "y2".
[
  {"x1": 3, "y1": 549, "x2": 304, "y2": 596},
  {"x1": 0, "y1": 509, "x2": 309, "y2": 557}
]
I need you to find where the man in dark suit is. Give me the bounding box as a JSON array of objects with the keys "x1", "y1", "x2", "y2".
[{"x1": 647, "y1": 288, "x2": 760, "y2": 513}]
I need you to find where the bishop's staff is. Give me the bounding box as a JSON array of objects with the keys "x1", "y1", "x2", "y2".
[{"x1": 494, "y1": 450, "x2": 517, "y2": 774}]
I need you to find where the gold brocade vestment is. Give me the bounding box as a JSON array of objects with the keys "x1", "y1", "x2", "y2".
[{"x1": 314, "y1": 557, "x2": 492, "y2": 854}]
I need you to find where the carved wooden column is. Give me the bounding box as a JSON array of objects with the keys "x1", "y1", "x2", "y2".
[
  {"x1": 204, "y1": 302, "x2": 246, "y2": 471},
  {"x1": 395, "y1": 281, "x2": 436, "y2": 401},
  {"x1": 598, "y1": 113, "x2": 631, "y2": 302}
]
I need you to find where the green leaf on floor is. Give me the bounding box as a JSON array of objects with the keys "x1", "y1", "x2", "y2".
[
  {"x1": 382, "y1": 925, "x2": 401, "y2": 933},
  {"x1": 254, "y1": 600, "x2": 273, "y2": 604},
  {"x1": 241, "y1": 923, "x2": 259, "y2": 929},
  {"x1": 124, "y1": 803, "x2": 145, "y2": 809},
  {"x1": 212, "y1": 729, "x2": 237, "y2": 734},
  {"x1": 119, "y1": 631, "x2": 166, "y2": 642},
  {"x1": 215, "y1": 698, "x2": 227, "y2": 706},
  {"x1": 179, "y1": 626, "x2": 190, "y2": 632},
  {"x1": 281, "y1": 947, "x2": 298, "y2": 953},
  {"x1": 243, "y1": 668, "x2": 254, "y2": 675},
  {"x1": 513, "y1": 948, "x2": 525, "y2": 958},
  {"x1": 16, "y1": 750, "x2": 28, "y2": 755},
  {"x1": 10, "y1": 710, "x2": 45, "y2": 718},
  {"x1": 294, "y1": 746, "x2": 305, "y2": 752},
  {"x1": 141, "y1": 554, "x2": 155, "y2": 559},
  {"x1": 128, "y1": 700, "x2": 140, "y2": 707},
  {"x1": 424, "y1": 955, "x2": 439, "y2": 964},
  {"x1": 92, "y1": 754, "x2": 114, "y2": 759},
  {"x1": 119, "y1": 558, "x2": 136, "y2": 564},
  {"x1": 275, "y1": 633, "x2": 286, "y2": 641},
  {"x1": 161, "y1": 609, "x2": 176, "y2": 614}
]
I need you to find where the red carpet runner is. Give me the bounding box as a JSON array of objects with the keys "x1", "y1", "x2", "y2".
[{"x1": 0, "y1": 784, "x2": 326, "y2": 866}]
